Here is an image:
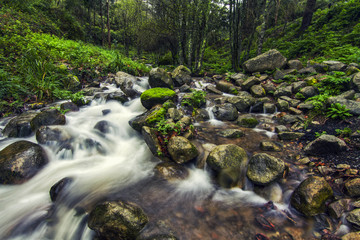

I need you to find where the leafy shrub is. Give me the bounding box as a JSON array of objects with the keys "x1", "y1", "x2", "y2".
[{"x1": 326, "y1": 103, "x2": 352, "y2": 120}]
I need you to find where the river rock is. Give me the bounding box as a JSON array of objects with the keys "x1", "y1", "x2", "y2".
[
  {"x1": 167, "y1": 136, "x2": 198, "y2": 164},
  {"x1": 218, "y1": 129, "x2": 244, "y2": 138},
  {"x1": 241, "y1": 76, "x2": 261, "y2": 91},
  {"x1": 246, "y1": 153, "x2": 285, "y2": 186},
  {"x1": 60, "y1": 102, "x2": 79, "y2": 112},
  {"x1": 260, "y1": 141, "x2": 282, "y2": 152},
  {"x1": 298, "y1": 66, "x2": 317, "y2": 75},
  {"x1": 88, "y1": 200, "x2": 148, "y2": 240},
  {"x1": 352, "y1": 72, "x2": 360, "y2": 92},
  {"x1": 140, "y1": 88, "x2": 176, "y2": 110},
  {"x1": 2, "y1": 111, "x2": 38, "y2": 137},
  {"x1": 274, "y1": 86, "x2": 292, "y2": 98},
  {"x1": 216, "y1": 80, "x2": 237, "y2": 94},
  {"x1": 194, "y1": 109, "x2": 210, "y2": 121},
  {"x1": 94, "y1": 120, "x2": 112, "y2": 134},
  {"x1": 236, "y1": 114, "x2": 258, "y2": 128},
  {"x1": 149, "y1": 68, "x2": 174, "y2": 89},
  {"x1": 206, "y1": 85, "x2": 223, "y2": 95},
  {"x1": 262, "y1": 82, "x2": 277, "y2": 94},
  {"x1": 292, "y1": 81, "x2": 307, "y2": 93},
  {"x1": 115, "y1": 71, "x2": 140, "y2": 98},
  {"x1": 328, "y1": 199, "x2": 352, "y2": 219},
  {"x1": 0, "y1": 141, "x2": 49, "y2": 184},
  {"x1": 206, "y1": 144, "x2": 248, "y2": 172},
  {"x1": 212, "y1": 103, "x2": 239, "y2": 121},
  {"x1": 243, "y1": 49, "x2": 287, "y2": 73},
  {"x1": 304, "y1": 134, "x2": 347, "y2": 155},
  {"x1": 288, "y1": 60, "x2": 303, "y2": 70},
  {"x1": 49, "y1": 177, "x2": 73, "y2": 202},
  {"x1": 155, "y1": 162, "x2": 189, "y2": 181},
  {"x1": 290, "y1": 176, "x2": 333, "y2": 217},
  {"x1": 142, "y1": 126, "x2": 168, "y2": 160},
  {"x1": 299, "y1": 86, "x2": 318, "y2": 99},
  {"x1": 226, "y1": 95, "x2": 255, "y2": 112},
  {"x1": 263, "y1": 103, "x2": 276, "y2": 114},
  {"x1": 106, "y1": 92, "x2": 129, "y2": 103},
  {"x1": 230, "y1": 73, "x2": 247, "y2": 82},
  {"x1": 342, "y1": 231, "x2": 360, "y2": 240},
  {"x1": 278, "y1": 132, "x2": 305, "y2": 141},
  {"x1": 250, "y1": 85, "x2": 266, "y2": 98},
  {"x1": 129, "y1": 105, "x2": 165, "y2": 131},
  {"x1": 323, "y1": 60, "x2": 347, "y2": 71},
  {"x1": 276, "y1": 99, "x2": 290, "y2": 112},
  {"x1": 36, "y1": 126, "x2": 72, "y2": 145},
  {"x1": 345, "y1": 178, "x2": 360, "y2": 197},
  {"x1": 346, "y1": 209, "x2": 360, "y2": 229},
  {"x1": 30, "y1": 108, "x2": 66, "y2": 132},
  {"x1": 171, "y1": 65, "x2": 191, "y2": 87}
]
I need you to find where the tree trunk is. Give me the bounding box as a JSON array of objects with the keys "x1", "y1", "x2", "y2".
[
  {"x1": 107, "y1": 0, "x2": 111, "y2": 49},
  {"x1": 100, "y1": 0, "x2": 105, "y2": 46},
  {"x1": 298, "y1": 0, "x2": 317, "y2": 34}
]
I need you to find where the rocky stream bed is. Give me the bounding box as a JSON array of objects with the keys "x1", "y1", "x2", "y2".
[{"x1": 1, "y1": 49, "x2": 360, "y2": 240}]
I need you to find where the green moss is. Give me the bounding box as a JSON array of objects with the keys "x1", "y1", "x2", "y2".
[
  {"x1": 146, "y1": 107, "x2": 166, "y2": 125},
  {"x1": 237, "y1": 117, "x2": 259, "y2": 128},
  {"x1": 140, "y1": 88, "x2": 176, "y2": 102},
  {"x1": 162, "y1": 100, "x2": 176, "y2": 110}
]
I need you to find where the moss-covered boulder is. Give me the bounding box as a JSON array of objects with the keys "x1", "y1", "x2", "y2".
[
  {"x1": 206, "y1": 144, "x2": 248, "y2": 172},
  {"x1": 140, "y1": 88, "x2": 176, "y2": 110},
  {"x1": 129, "y1": 105, "x2": 166, "y2": 132},
  {"x1": 2, "y1": 111, "x2": 38, "y2": 138},
  {"x1": 149, "y1": 68, "x2": 174, "y2": 89},
  {"x1": 243, "y1": 49, "x2": 287, "y2": 73},
  {"x1": 236, "y1": 114, "x2": 259, "y2": 128},
  {"x1": 290, "y1": 176, "x2": 333, "y2": 217},
  {"x1": 227, "y1": 95, "x2": 255, "y2": 112},
  {"x1": 88, "y1": 200, "x2": 148, "y2": 240},
  {"x1": 167, "y1": 136, "x2": 199, "y2": 164},
  {"x1": 171, "y1": 65, "x2": 191, "y2": 87},
  {"x1": 30, "y1": 108, "x2": 66, "y2": 132},
  {"x1": 246, "y1": 153, "x2": 285, "y2": 186},
  {"x1": 0, "y1": 141, "x2": 49, "y2": 184}
]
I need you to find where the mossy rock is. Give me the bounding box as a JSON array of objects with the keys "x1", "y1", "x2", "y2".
[
  {"x1": 206, "y1": 144, "x2": 248, "y2": 172},
  {"x1": 129, "y1": 105, "x2": 166, "y2": 132},
  {"x1": 140, "y1": 88, "x2": 176, "y2": 110},
  {"x1": 236, "y1": 115, "x2": 259, "y2": 128}
]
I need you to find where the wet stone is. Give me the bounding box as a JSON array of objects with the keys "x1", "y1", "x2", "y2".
[
  {"x1": 236, "y1": 115, "x2": 259, "y2": 128},
  {"x1": 345, "y1": 178, "x2": 360, "y2": 197},
  {"x1": 155, "y1": 162, "x2": 189, "y2": 181},
  {"x1": 346, "y1": 209, "x2": 360, "y2": 229},
  {"x1": 49, "y1": 177, "x2": 73, "y2": 202},
  {"x1": 328, "y1": 199, "x2": 352, "y2": 219},
  {"x1": 218, "y1": 129, "x2": 245, "y2": 138},
  {"x1": 275, "y1": 125, "x2": 288, "y2": 133},
  {"x1": 206, "y1": 144, "x2": 248, "y2": 172},
  {"x1": 342, "y1": 232, "x2": 360, "y2": 240},
  {"x1": 304, "y1": 134, "x2": 347, "y2": 155},
  {"x1": 278, "y1": 132, "x2": 305, "y2": 141},
  {"x1": 60, "y1": 102, "x2": 79, "y2": 112},
  {"x1": 260, "y1": 141, "x2": 282, "y2": 152}
]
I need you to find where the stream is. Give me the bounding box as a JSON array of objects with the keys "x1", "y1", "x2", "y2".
[{"x1": 0, "y1": 78, "x2": 324, "y2": 240}]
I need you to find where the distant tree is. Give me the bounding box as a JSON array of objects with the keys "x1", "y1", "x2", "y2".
[{"x1": 298, "y1": 0, "x2": 317, "y2": 34}]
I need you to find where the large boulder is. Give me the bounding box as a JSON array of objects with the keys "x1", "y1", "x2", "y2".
[
  {"x1": 353, "y1": 72, "x2": 360, "y2": 92},
  {"x1": 88, "y1": 200, "x2": 148, "y2": 240},
  {"x1": 115, "y1": 71, "x2": 140, "y2": 98},
  {"x1": 290, "y1": 176, "x2": 333, "y2": 217},
  {"x1": 0, "y1": 141, "x2": 49, "y2": 184},
  {"x1": 140, "y1": 88, "x2": 176, "y2": 110},
  {"x1": 206, "y1": 144, "x2": 248, "y2": 172},
  {"x1": 243, "y1": 49, "x2": 287, "y2": 73},
  {"x1": 167, "y1": 136, "x2": 199, "y2": 164},
  {"x1": 2, "y1": 111, "x2": 38, "y2": 137},
  {"x1": 171, "y1": 65, "x2": 191, "y2": 87},
  {"x1": 129, "y1": 105, "x2": 166, "y2": 132},
  {"x1": 226, "y1": 95, "x2": 255, "y2": 112},
  {"x1": 304, "y1": 134, "x2": 347, "y2": 155},
  {"x1": 246, "y1": 153, "x2": 286, "y2": 186},
  {"x1": 212, "y1": 103, "x2": 239, "y2": 121},
  {"x1": 30, "y1": 108, "x2": 66, "y2": 132},
  {"x1": 149, "y1": 68, "x2": 174, "y2": 89}
]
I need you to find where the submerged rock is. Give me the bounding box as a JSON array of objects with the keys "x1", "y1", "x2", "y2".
[
  {"x1": 88, "y1": 200, "x2": 148, "y2": 240},
  {"x1": 246, "y1": 153, "x2": 285, "y2": 186},
  {"x1": 36, "y1": 126, "x2": 72, "y2": 145},
  {"x1": 346, "y1": 209, "x2": 360, "y2": 229},
  {"x1": 345, "y1": 178, "x2": 360, "y2": 197},
  {"x1": 49, "y1": 177, "x2": 73, "y2": 202},
  {"x1": 206, "y1": 144, "x2": 248, "y2": 172},
  {"x1": 0, "y1": 141, "x2": 49, "y2": 184},
  {"x1": 218, "y1": 129, "x2": 245, "y2": 138},
  {"x1": 243, "y1": 49, "x2": 287, "y2": 73},
  {"x1": 167, "y1": 136, "x2": 199, "y2": 164},
  {"x1": 304, "y1": 134, "x2": 347, "y2": 155},
  {"x1": 290, "y1": 176, "x2": 333, "y2": 217},
  {"x1": 155, "y1": 162, "x2": 189, "y2": 181}
]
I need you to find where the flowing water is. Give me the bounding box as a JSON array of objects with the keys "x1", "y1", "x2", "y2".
[{"x1": 0, "y1": 79, "x2": 317, "y2": 240}]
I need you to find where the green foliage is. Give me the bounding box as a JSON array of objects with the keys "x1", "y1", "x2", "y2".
[
  {"x1": 140, "y1": 88, "x2": 176, "y2": 102},
  {"x1": 335, "y1": 127, "x2": 352, "y2": 138},
  {"x1": 181, "y1": 90, "x2": 207, "y2": 110},
  {"x1": 326, "y1": 103, "x2": 352, "y2": 120},
  {"x1": 202, "y1": 46, "x2": 231, "y2": 74},
  {"x1": 317, "y1": 71, "x2": 351, "y2": 96},
  {"x1": 306, "y1": 93, "x2": 330, "y2": 113},
  {"x1": 315, "y1": 131, "x2": 327, "y2": 138},
  {"x1": 156, "y1": 119, "x2": 181, "y2": 136},
  {"x1": 295, "y1": 92, "x2": 305, "y2": 100}
]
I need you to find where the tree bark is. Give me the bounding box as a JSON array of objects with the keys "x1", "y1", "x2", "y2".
[
  {"x1": 107, "y1": 0, "x2": 111, "y2": 48},
  {"x1": 299, "y1": 0, "x2": 317, "y2": 34}
]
